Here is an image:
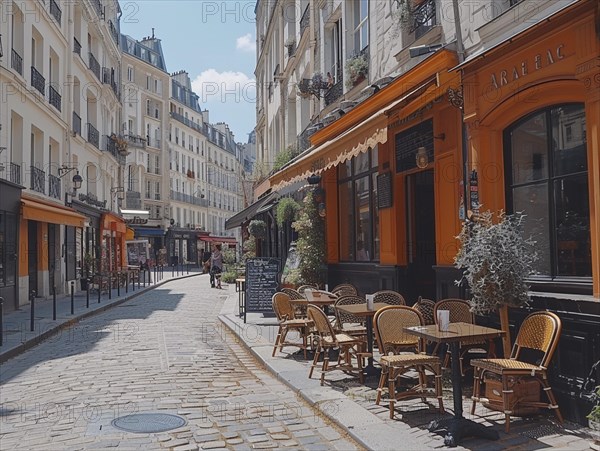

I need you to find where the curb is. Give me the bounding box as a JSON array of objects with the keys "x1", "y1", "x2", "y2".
[{"x1": 0, "y1": 272, "x2": 202, "y2": 364}]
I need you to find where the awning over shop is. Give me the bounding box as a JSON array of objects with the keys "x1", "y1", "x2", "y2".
[
  {"x1": 101, "y1": 212, "x2": 127, "y2": 234},
  {"x1": 21, "y1": 195, "x2": 86, "y2": 227},
  {"x1": 132, "y1": 227, "x2": 165, "y2": 237},
  {"x1": 224, "y1": 192, "x2": 277, "y2": 230},
  {"x1": 211, "y1": 236, "x2": 238, "y2": 245}
]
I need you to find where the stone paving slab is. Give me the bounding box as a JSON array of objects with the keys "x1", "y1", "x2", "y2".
[{"x1": 218, "y1": 291, "x2": 597, "y2": 450}]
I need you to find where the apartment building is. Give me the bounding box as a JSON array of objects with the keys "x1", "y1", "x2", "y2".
[
  {"x1": 250, "y1": 0, "x2": 600, "y2": 423},
  {"x1": 0, "y1": 0, "x2": 124, "y2": 310}
]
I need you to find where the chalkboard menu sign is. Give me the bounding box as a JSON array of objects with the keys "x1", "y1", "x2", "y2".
[
  {"x1": 377, "y1": 172, "x2": 393, "y2": 209},
  {"x1": 244, "y1": 257, "x2": 281, "y2": 322}
]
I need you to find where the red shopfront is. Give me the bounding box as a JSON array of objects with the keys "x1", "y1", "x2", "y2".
[{"x1": 100, "y1": 212, "x2": 127, "y2": 272}]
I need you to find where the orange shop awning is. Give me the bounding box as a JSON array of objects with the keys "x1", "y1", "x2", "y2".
[
  {"x1": 102, "y1": 212, "x2": 127, "y2": 234},
  {"x1": 21, "y1": 196, "x2": 86, "y2": 228}
]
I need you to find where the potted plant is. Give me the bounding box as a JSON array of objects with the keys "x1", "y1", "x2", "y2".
[
  {"x1": 345, "y1": 54, "x2": 369, "y2": 89},
  {"x1": 248, "y1": 219, "x2": 267, "y2": 239},
  {"x1": 454, "y1": 210, "x2": 538, "y2": 355},
  {"x1": 588, "y1": 385, "x2": 600, "y2": 450},
  {"x1": 276, "y1": 197, "x2": 301, "y2": 227},
  {"x1": 292, "y1": 190, "x2": 326, "y2": 287}
]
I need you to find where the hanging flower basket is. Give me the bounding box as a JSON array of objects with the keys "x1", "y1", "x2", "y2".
[
  {"x1": 276, "y1": 197, "x2": 301, "y2": 227},
  {"x1": 248, "y1": 219, "x2": 267, "y2": 239}
]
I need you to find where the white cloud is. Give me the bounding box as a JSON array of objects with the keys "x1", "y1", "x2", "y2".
[
  {"x1": 236, "y1": 33, "x2": 256, "y2": 53},
  {"x1": 191, "y1": 69, "x2": 256, "y2": 104}
]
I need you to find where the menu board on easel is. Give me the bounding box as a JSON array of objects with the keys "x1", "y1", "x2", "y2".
[{"x1": 244, "y1": 257, "x2": 280, "y2": 323}]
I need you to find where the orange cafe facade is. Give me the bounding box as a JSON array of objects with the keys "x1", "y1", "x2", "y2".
[
  {"x1": 456, "y1": 0, "x2": 600, "y2": 422},
  {"x1": 270, "y1": 49, "x2": 464, "y2": 304}
]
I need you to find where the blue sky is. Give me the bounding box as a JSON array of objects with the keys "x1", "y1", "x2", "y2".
[{"x1": 120, "y1": 1, "x2": 257, "y2": 143}]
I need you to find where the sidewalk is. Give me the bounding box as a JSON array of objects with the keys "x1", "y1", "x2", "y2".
[
  {"x1": 218, "y1": 289, "x2": 595, "y2": 450},
  {"x1": 0, "y1": 267, "x2": 203, "y2": 363}
]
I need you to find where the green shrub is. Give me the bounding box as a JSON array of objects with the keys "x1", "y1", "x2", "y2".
[
  {"x1": 276, "y1": 197, "x2": 301, "y2": 227},
  {"x1": 221, "y1": 269, "x2": 238, "y2": 284}
]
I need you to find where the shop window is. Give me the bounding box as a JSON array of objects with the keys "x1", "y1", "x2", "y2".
[
  {"x1": 505, "y1": 103, "x2": 590, "y2": 280},
  {"x1": 338, "y1": 147, "x2": 379, "y2": 262}
]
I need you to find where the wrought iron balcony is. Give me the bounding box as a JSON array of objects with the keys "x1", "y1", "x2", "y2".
[
  {"x1": 87, "y1": 123, "x2": 100, "y2": 149},
  {"x1": 30, "y1": 166, "x2": 46, "y2": 194},
  {"x1": 31, "y1": 66, "x2": 45, "y2": 96},
  {"x1": 88, "y1": 53, "x2": 101, "y2": 81},
  {"x1": 91, "y1": 0, "x2": 102, "y2": 18},
  {"x1": 300, "y1": 5, "x2": 310, "y2": 37},
  {"x1": 170, "y1": 190, "x2": 208, "y2": 207},
  {"x1": 411, "y1": 0, "x2": 437, "y2": 39},
  {"x1": 125, "y1": 134, "x2": 146, "y2": 148},
  {"x1": 49, "y1": 85, "x2": 61, "y2": 111},
  {"x1": 73, "y1": 37, "x2": 81, "y2": 56},
  {"x1": 103, "y1": 135, "x2": 126, "y2": 165},
  {"x1": 10, "y1": 163, "x2": 21, "y2": 185},
  {"x1": 11, "y1": 49, "x2": 23, "y2": 76},
  {"x1": 73, "y1": 111, "x2": 82, "y2": 136},
  {"x1": 48, "y1": 174, "x2": 61, "y2": 199},
  {"x1": 108, "y1": 20, "x2": 119, "y2": 44},
  {"x1": 49, "y1": 0, "x2": 62, "y2": 25}
]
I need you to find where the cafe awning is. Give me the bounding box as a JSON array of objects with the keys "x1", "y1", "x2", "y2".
[
  {"x1": 224, "y1": 192, "x2": 277, "y2": 230},
  {"x1": 21, "y1": 195, "x2": 86, "y2": 228}
]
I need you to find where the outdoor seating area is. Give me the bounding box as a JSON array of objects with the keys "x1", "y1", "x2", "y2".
[{"x1": 264, "y1": 283, "x2": 568, "y2": 446}]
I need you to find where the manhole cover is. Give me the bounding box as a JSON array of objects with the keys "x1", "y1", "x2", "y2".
[{"x1": 111, "y1": 413, "x2": 186, "y2": 433}]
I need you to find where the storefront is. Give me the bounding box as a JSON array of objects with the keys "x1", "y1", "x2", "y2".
[
  {"x1": 269, "y1": 49, "x2": 463, "y2": 301},
  {"x1": 121, "y1": 209, "x2": 165, "y2": 264},
  {"x1": 100, "y1": 212, "x2": 127, "y2": 273},
  {"x1": 165, "y1": 227, "x2": 197, "y2": 266},
  {"x1": 453, "y1": 0, "x2": 599, "y2": 422},
  {"x1": 0, "y1": 179, "x2": 22, "y2": 312},
  {"x1": 71, "y1": 199, "x2": 103, "y2": 286},
  {"x1": 19, "y1": 194, "x2": 86, "y2": 304}
]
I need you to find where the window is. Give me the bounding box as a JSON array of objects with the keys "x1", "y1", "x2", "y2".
[
  {"x1": 353, "y1": 0, "x2": 369, "y2": 52},
  {"x1": 127, "y1": 66, "x2": 133, "y2": 82},
  {"x1": 505, "y1": 103, "x2": 590, "y2": 280},
  {"x1": 337, "y1": 147, "x2": 379, "y2": 262}
]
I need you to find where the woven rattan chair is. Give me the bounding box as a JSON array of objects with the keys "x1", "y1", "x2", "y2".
[
  {"x1": 373, "y1": 306, "x2": 444, "y2": 419},
  {"x1": 434, "y1": 298, "x2": 488, "y2": 375},
  {"x1": 272, "y1": 292, "x2": 313, "y2": 359},
  {"x1": 373, "y1": 290, "x2": 406, "y2": 306},
  {"x1": 471, "y1": 311, "x2": 563, "y2": 432},
  {"x1": 281, "y1": 288, "x2": 307, "y2": 318},
  {"x1": 307, "y1": 304, "x2": 366, "y2": 385},
  {"x1": 413, "y1": 297, "x2": 435, "y2": 325},
  {"x1": 331, "y1": 283, "x2": 358, "y2": 297},
  {"x1": 333, "y1": 295, "x2": 367, "y2": 337}
]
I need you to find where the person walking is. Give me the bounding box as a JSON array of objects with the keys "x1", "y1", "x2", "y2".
[{"x1": 209, "y1": 244, "x2": 223, "y2": 288}]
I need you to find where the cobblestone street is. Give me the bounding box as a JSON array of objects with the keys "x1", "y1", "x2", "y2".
[{"x1": 0, "y1": 276, "x2": 360, "y2": 450}]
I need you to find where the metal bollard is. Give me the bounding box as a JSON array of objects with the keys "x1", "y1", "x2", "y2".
[
  {"x1": 86, "y1": 279, "x2": 90, "y2": 308},
  {"x1": 53, "y1": 285, "x2": 57, "y2": 320},
  {"x1": 70, "y1": 281, "x2": 75, "y2": 315},
  {"x1": 143, "y1": 270, "x2": 146, "y2": 287},
  {"x1": 117, "y1": 272, "x2": 121, "y2": 297},
  {"x1": 30, "y1": 290, "x2": 36, "y2": 332},
  {"x1": 125, "y1": 272, "x2": 129, "y2": 293},
  {"x1": 0, "y1": 297, "x2": 4, "y2": 347},
  {"x1": 97, "y1": 274, "x2": 101, "y2": 303},
  {"x1": 172, "y1": 265, "x2": 174, "y2": 277},
  {"x1": 187, "y1": 263, "x2": 189, "y2": 275},
  {"x1": 137, "y1": 271, "x2": 141, "y2": 290},
  {"x1": 108, "y1": 274, "x2": 112, "y2": 300}
]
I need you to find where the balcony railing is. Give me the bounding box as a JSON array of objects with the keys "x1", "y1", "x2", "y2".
[
  {"x1": 324, "y1": 68, "x2": 343, "y2": 107},
  {"x1": 300, "y1": 5, "x2": 310, "y2": 37},
  {"x1": 411, "y1": 0, "x2": 437, "y2": 39},
  {"x1": 73, "y1": 111, "x2": 82, "y2": 136},
  {"x1": 88, "y1": 53, "x2": 101, "y2": 81},
  {"x1": 87, "y1": 123, "x2": 100, "y2": 149},
  {"x1": 31, "y1": 66, "x2": 45, "y2": 95},
  {"x1": 126, "y1": 190, "x2": 141, "y2": 209},
  {"x1": 30, "y1": 166, "x2": 46, "y2": 194},
  {"x1": 49, "y1": 0, "x2": 62, "y2": 25},
  {"x1": 91, "y1": 0, "x2": 103, "y2": 18},
  {"x1": 49, "y1": 85, "x2": 61, "y2": 111},
  {"x1": 11, "y1": 49, "x2": 23, "y2": 76},
  {"x1": 48, "y1": 174, "x2": 61, "y2": 199},
  {"x1": 108, "y1": 20, "x2": 119, "y2": 44},
  {"x1": 103, "y1": 135, "x2": 126, "y2": 165},
  {"x1": 10, "y1": 163, "x2": 21, "y2": 185},
  {"x1": 125, "y1": 134, "x2": 146, "y2": 148},
  {"x1": 73, "y1": 37, "x2": 81, "y2": 56},
  {"x1": 170, "y1": 190, "x2": 208, "y2": 207},
  {"x1": 169, "y1": 111, "x2": 204, "y2": 134}
]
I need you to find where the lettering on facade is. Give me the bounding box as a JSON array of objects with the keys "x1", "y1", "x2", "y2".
[
  {"x1": 124, "y1": 216, "x2": 148, "y2": 225},
  {"x1": 490, "y1": 45, "x2": 565, "y2": 89},
  {"x1": 78, "y1": 192, "x2": 108, "y2": 209}
]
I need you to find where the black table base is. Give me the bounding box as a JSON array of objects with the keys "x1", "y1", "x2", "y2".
[{"x1": 428, "y1": 417, "x2": 499, "y2": 447}]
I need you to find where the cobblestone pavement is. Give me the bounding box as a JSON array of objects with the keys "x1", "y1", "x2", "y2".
[{"x1": 0, "y1": 277, "x2": 362, "y2": 451}]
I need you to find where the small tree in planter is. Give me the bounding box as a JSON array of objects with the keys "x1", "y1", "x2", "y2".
[
  {"x1": 292, "y1": 190, "x2": 326, "y2": 287},
  {"x1": 454, "y1": 210, "x2": 538, "y2": 355}
]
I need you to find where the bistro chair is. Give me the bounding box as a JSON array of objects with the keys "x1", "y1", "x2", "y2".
[
  {"x1": 413, "y1": 297, "x2": 436, "y2": 325},
  {"x1": 373, "y1": 306, "x2": 444, "y2": 419},
  {"x1": 373, "y1": 290, "x2": 406, "y2": 306},
  {"x1": 307, "y1": 304, "x2": 367, "y2": 385},
  {"x1": 281, "y1": 287, "x2": 307, "y2": 318},
  {"x1": 434, "y1": 298, "x2": 488, "y2": 375},
  {"x1": 331, "y1": 283, "x2": 358, "y2": 297},
  {"x1": 470, "y1": 311, "x2": 563, "y2": 432},
  {"x1": 272, "y1": 292, "x2": 313, "y2": 359},
  {"x1": 333, "y1": 295, "x2": 367, "y2": 337}
]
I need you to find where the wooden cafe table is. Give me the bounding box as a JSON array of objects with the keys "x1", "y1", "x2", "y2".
[
  {"x1": 404, "y1": 322, "x2": 505, "y2": 446},
  {"x1": 334, "y1": 302, "x2": 388, "y2": 376}
]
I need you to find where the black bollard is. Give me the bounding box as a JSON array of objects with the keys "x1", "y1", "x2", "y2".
[
  {"x1": 30, "y1": 290, "x2": 36, "y2": 332},
  {"x1": 0, "y1": 297, "x2": 4, "y2": 347},
  {"x1": 172, "y1": 265, "x2": 174, "y2": 277},
  {"x1": 125, "y1": 272, "x2": 129, "y2": 293},
  {"x1": 187, "y1": 263, "x2": 189, "y2": 275},
  {"x1": 137, "y1": 271, "x2": 141, "y2": 290},
  {"x1": 70, "y1": 281, "x2": 75, "y2": 315},
  {"x1": 98, "y1": 274, "x2": 101, "y2": 303},
  {"x1": 108, "y1": 274, "x2": 112, "y2": 300},
  {"x1": 86, "y1": 279, "x2": 90, "y2": 308},
  {"x1": 142, "y1": 269, "x2": 146, "y2": 287},
  {"x1": 117, "y1": 272, "x2": 120, "y2": 297},
  {"x1": 53, "y1": 285, "x2": 57, "y2": 320}
]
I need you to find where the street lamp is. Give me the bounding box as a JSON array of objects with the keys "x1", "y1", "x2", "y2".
[{"x1": 59, "y1": 165, "x2": 83, "y2": 205}]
